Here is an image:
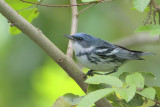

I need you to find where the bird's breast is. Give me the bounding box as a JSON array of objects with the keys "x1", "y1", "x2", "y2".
[
  {"x1": 76, "y1": 53, "x2": 122, "y2": 71},
  {"x1": 72, "y1": 42, "x2": 94, "y2": 55}
]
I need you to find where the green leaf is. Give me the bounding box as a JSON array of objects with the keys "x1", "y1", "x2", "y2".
[
  {"x1": 119, "y1": 72, "x2": 131, "y2": 82},
  {"x1": 122, "y1": 94, "x2": 144, "y2": 106},
  {"x1": 53, "y1": 96, "x2": 74, "y2": 107},
  {"x1": 136, "y1": 25, "x2": 160, "y2": 36},
  {"x1": 85, "y1": 75, "x2": 123, "y2": 87},
  {"x1": 141, "y1": 72, "x2": 156, "y2": 86},
  {"x1": 154, "y1": 87, "x2": 160, "y2": 101},
  {"x1": 87, "y1": 83, "x2": 111, "y2": 93},
  {"x1": 106, "y1": 93, "x2": 120, "y2": 106},
  {"x1": 81, "y1": 0, "x2": 99, "y2": 3},
  {"x1": 63, "y1": 93, "x2": 84, "y2": 105},
  {"x1": 6, "y1": 0, "x2": 38, "y2": 10},
  {"x1": 78, "y1": 88, "x2": 114, "y2": 107},
  {"x1": 10, "y1": 8, "x2": 39, "y2": 35},
  {"x1": 126, "y1": 72, "x2": 144, "y2": 90},
  {"x1": 133, "y1": 0, "x2": 150, "y2": 12},
  {"x1": 6, "y1": 0, "x2": 39, "y2": 35},
  {"x1": 114, "y1": 85, "x2": 136, "y2": 102},
  {"x1": 137, "y1": 87, "x2": 156, "y2": 100}
]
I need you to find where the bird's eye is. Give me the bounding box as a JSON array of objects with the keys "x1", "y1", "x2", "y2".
[{"x1": 78, "y1": 37, "x2": 83, "y2": 41}]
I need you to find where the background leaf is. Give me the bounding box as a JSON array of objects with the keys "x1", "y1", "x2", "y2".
[
  {"x1": 52, "y1": 96, "x2": 74, "y2": 107},
  {"x1": 126, "y1": 72, "x2": 144, "y2": 89},
  {"x1": 63, "y1": 93, "x2": 83, "y2": 105},
  {"x1": 6, "y1": 0, "x2": 38, "y2": 10},
  {"x1": 6, "y1": 0, "x2": 39, "y2": 35},
  {"x1": 154, "y1": 87, "x2": 160, "y2": 101},
  {"x1": 137, "y1": 87, "x2": 156, "y2": 100},
  {"x1": 119, "y1": 72, "x2": 131, "y2": 82},
  {"x1": 85, "y1": 75, "x2": 123, "y2": 87},
  {"x1": 87, "y1": 83, "x2": 111, "y2": 93},
  {"x1": 133, "y1": 0, "x2": 150, "y2": 12},
  {"x1": 141, "y1": 72, "x2": 156, "y2": 87},
  {"x1": 136, "y1": 25, "x2": 160, "y2": 36},
  {"x1": 78, "y1": 88, "x2": 114, "y2": 107},
  {"x1": 115, "y1": 85, "x2": 136, "y2": 102},
  {"x1": 122, "y1": 94, "x2": 144, "y2": 106},
  {"x1": 10, "y1": 8, "x2": 39, "y2": 35}
]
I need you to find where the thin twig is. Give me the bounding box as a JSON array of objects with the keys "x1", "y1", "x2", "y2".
[
  {"x1": 151, "y1": 0, "x2": 160, "y2": 12},
  {"x1": 144, "y1": 3, "x2": 152, "y2": 25},
  {"x1": 151, "y1": 0, "x2": 160, "y2": 38},
  {"x1": 153, "y1": 99, "x2": 160, "y2": 105},
  {"x1": 66, "y1": 0, "x2": 78, "y2": 57},
  {"x1": 20, "y1": 0, "x2": 103, "y2": 7},
  {"x1": 153, "y1": 9, "x2": 157, "y2": 24},
  {"x1": 77, "y1": 3, "x2": 97, "y2": 16}
]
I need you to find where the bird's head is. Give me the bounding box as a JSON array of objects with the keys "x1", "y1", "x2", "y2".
[{"x1": 64, "y1": 33, "x2": 98, "y2": 48}]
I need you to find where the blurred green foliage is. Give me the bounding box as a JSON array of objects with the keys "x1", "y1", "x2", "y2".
[{"x1": 0, "y1": 0, "x2": 160, "y2": 107}]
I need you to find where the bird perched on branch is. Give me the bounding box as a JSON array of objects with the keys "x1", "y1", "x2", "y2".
[{"x1": 64, "y1": 33, "x2": 154, "y2": 76}]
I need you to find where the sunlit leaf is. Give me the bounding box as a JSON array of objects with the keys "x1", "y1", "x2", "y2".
[
  {"x1": 133, "y1": 0, "x2": 150, "y2": 12},
  {"x1": 6, "y1": 0, "x2": 38, "y2": 10},
  {"x1": 10, "y1": 8, "x2": 39, "y2": 35},
  {"x1": 114, "y1": 85, "x2": 136, "y2": 102},
  {"x1": 85, "y1": 75, "x2": 123, "y2": 87},
  {"x1": 126, "y1": 72, "x2": 144, "y2": 90},
  {"x1": 52, "y1": 96, "x2": 73, "y2": 107},
  {"x1": 119, "y1": 72, "x2": 130, "y2": 82},
  {"x1": 137, "y1": 87, "x2": 156, "y2": 100},
  {"x1": 141, "y1": 72, "x2": 156, "y2": 86},
  {"x1": 87, "y1": 83, "x2": 111, "y2": 93},
  {"x1": 6, "y1": 0, "x2": 39, "y2": 35},
  {"x1": 63, "y1": 93, "x2": 84, "y2": 105},
  {"x1": 78, "y1": 88, "x2": 114, "y2": 107},
  {"x1": 136, "y1": 25, "x2": 160, "y2": 36}
]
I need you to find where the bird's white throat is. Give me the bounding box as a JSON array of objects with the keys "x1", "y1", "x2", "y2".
[{"x1": 72, "y1": 42, "x2": 94, "y2": 54}]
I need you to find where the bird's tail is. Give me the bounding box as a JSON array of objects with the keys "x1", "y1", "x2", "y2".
[
  {"x1": 133, "y1": 51, "x2": 155, "y2": 60},
  {"x1": 140, "y1": 52, "x2": 155, "y2": 56}
]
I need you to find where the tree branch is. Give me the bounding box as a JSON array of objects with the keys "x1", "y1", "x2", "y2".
[
  {"x1": 114, "y1": 33, "x2": 159, "y2": 47},
  {"x1": 77, "y1": 3, "x2": 97, "y2": 16},
  {"x1": 0, "y1": 0, "x2": 112, "y2": 107},
  {"x1": 151, "y1": 0, "x2": 160, "y2": 12},
  {"x1": 66, "y1": 0, "x2": 78, "y2": 57},
  {"x1": 0, "y1": 0, "x2": 87, "y2": 94},
  {"x1": 20, "y1": 0, "x2": 104, "y2": 7}
]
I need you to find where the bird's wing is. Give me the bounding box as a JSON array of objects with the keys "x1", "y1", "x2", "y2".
[
  {"x1": 91, "y1": 41, "x2": 117, "y2": 57},
  {"x1": 91, "y1": 45, "x2": 115, "y2": 56},
  {"x1": 114, "y1": 45, "x2": 144, "y2": 60},
  {"x1": 92, "y1": 43, "x2": 144, "y2": 60}
]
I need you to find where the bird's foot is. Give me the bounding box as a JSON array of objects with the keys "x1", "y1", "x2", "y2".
[
  {"x1": 102, "y1": 67, "x2": 118, "y2": 75},
  {"x1": 86, "y1": 70, "x2": 95, "y2": 77}
]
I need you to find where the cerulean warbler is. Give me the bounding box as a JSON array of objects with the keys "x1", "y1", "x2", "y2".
[{"x1": 64, "y1": 33, "x2": 154, "y2": 76}]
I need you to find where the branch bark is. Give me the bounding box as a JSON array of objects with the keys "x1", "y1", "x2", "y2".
[
  {"x1": 0, "y1": 0, "x2": 112, "y2": 107},
  {"x1": 0, "y1": 0, "x2": 87, "y2": 94},
  {"x1": 66, "y1": 0, "x2": 78, "y2": 57}
]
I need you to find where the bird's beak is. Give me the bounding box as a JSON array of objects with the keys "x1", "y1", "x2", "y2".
[{"x1": 64, "y1": 35, "x2": 75, "y2": 41}]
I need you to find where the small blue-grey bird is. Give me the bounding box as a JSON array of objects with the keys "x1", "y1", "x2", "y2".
[{"x1": 64, "y1": 33, "x2": 154, "y2": 76}]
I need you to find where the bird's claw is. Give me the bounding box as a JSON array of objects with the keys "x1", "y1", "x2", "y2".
[{"x1": 87, "y1": 70, "x2": 95, "y2": 77}]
